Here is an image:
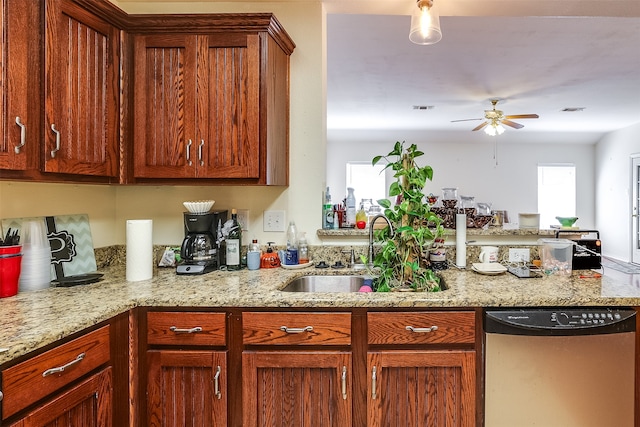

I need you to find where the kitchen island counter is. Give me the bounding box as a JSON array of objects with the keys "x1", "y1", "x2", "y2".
[{"x1": 0, "y1": 265, "x2": 638, "y2": 364}]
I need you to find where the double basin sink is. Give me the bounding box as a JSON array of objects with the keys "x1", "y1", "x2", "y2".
[{"x1": 281, "y1": 274, "x2": 448, "y2": 293}]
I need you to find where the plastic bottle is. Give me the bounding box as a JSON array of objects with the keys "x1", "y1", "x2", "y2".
[
  {"x1": 285, "y1": 221, "x2": 298, "y2": 265},
  {"x1": 345, "y1": 187, "x2": 356, "y2": 227},
  {"x1": 323, "y1": 187, "x2": 334, "y2": 230},
  {"x1": 298, "y1": 232, "x2": 309, "y2": 264}
]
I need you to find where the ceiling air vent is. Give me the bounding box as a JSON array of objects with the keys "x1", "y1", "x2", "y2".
[
  {"x1": 413, "y1": 105, "x2": 435, "y2": 110},
  {"x1": 561, "y1": 107, "x2": 586, "y2": 112}
]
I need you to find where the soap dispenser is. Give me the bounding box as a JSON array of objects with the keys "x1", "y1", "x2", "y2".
[
  {"x1": 298, "y1": 232, "x2": 309, "y2": 264},
  {"x1": 260, "y1": 242, "x2": 281, "y2": 268}
]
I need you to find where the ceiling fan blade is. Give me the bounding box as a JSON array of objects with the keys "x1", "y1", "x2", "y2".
[
  {"x1": 504, "y1": 114, "x2": 539, "y2": 119},
  {"x1": 472, "y1": 121, "x2": 489, "y2": 131},
  {"x1": 501, "y1": 119, "x2": 524, "y2": 129},
  {"x1": 451, "y1": 118, "x2": 483, "y2": 123}
]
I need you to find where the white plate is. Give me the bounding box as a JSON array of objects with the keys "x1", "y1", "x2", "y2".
[
  {"x1": 471, "y1": 267, "x2": 506, "y2": 276},
  {"x1": 281, "y1": 261, "x2": 314, "y2": 270},
  {"x1": 471, "y1": 262, "x2": 507, "y2": 274}
]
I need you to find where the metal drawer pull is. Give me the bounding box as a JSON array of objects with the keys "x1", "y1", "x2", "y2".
[
  {"x1": 0, "y1": 390, "x2": 3, "y2": 402},
  {"x1": 186, "y1": 139, "x2": 193, "y2": 166},
  {"x1": 50, "y1": 124, "x2": 60, "y2": 158},
  {"x1": 341, "y1": 366, "x2": 347, "y2": 400},
  {"x1": 15, "y1": 117, "x2": 26, "y2": 153},
  {"x1": 198, "y1": 139, "x2": 205, "y2": 166},
  {"x1": 169, "y1": 326, "x2": 203, "y2": 334},
  {"x1": 42, "y1": 352, "x2": 85, "y2": 377},
  {"x1": 371, "y1": 366, "x2": 377, "y2": 399},
  {"x1": 214, "y1": 366, "x2": 222, "y2": 399},
  {"x1": 406, "y1": 325, "x2": 438, "y2": 333},
  {"x1": 279, "y1": 326, "x2": 313, "y2": 334}
]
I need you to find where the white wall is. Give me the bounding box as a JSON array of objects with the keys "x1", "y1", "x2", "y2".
[
  {"x1": 327, "y1": 129, "x2": 596, "y2": 229},
  {"x1": 595, "y1": 122, "x2": 640, "y2": 262}
]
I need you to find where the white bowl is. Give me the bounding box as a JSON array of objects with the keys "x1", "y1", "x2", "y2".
[
  {"x1": 518, "y1": 213, "x2": 540, "y2": 229},
  {"x1": 183, "y1": 200, "x2": 215, "y2": 214}
]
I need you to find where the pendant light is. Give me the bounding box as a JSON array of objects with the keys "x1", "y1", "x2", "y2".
[{"x1": 409, "y1": 0, "x2": 442, "y2": 45}]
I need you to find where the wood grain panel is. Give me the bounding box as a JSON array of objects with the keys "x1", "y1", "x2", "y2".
[
  {"x1": 147, "y1": 350, "x2": 227, "y2": 427},
  {"x1": 368, "y1": 311, "x2": 475, "y2": 345},
  {"x1": 368, "y1": 350, "x2": 476, "y2": 427},
  {"x1": 242, "y1": 351, "x2": 352, "y2": 427},
  {"x1": 146, "y1": 311, "x2": 226, "y2": 346},
  {"x1": 2, "y1": 325, "x2": 110, "y2": 419},
  {"x1": 16, "y1": 367, "x2": 112, "y2": 427},
  {"x1": 243, "y1": 312, "x2": 351, "y2": 345}
]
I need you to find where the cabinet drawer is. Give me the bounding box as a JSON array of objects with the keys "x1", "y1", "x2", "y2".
[
  {"x1": 368, "y1": 311, "x2": 475, "y2": 345},
  {"x1": 147, "y1": 312, "x2": 226, "y2": 346},
  {"x1": 243, "y1": 312, "x2": 351, "y2": 345},
  {"x1": 1, "y1": 325, "x2": 110, "y2": 419}
]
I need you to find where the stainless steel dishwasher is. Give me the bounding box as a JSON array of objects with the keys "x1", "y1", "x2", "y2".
[{"x1": 484, "y1": 307, "x2": 636, "y2": 427}]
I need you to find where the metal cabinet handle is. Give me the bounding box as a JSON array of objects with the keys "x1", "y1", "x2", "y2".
[
  {"x1": 371, "y1": 366, "x2": 377, "y2": 399},
  {"x1": 0, "y1": 390, "x2": 3, "y2": 402},
  {"x1": 198, "y1": 139, "x2": 205, "y2": 166},
  {"x1": 341, "y1": 366, "x2": 347, "y2": 400},
  {"x1": 14, "y1": 117, "x2": 26, "y2": 153},
  {"x1": 213, "y1": 365, "x2": 222, "y2": 399},
  {"x1": 279, "y1": 326, "x2": 313, "y2": 334},
  {"x1": 169, "y1": 326, "x2": 203, "y2": 334},
  {"x1": 42, "y1": 352, "x2": 85, "y2": 377},
  {"x1": 186, "y1": 139, "x2": 193, "y2": 166},
  {"x1": 50, "y1": 124, "x2": 60, "y2": 158},
  {"x1": 405, "y1": 325, "x2": 438, "y2": 333}
]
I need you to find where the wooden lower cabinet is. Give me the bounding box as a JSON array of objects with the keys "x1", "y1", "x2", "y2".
[
  {"x1": 146, "y1": 350, "x2": 227, "y2": 427},
  {"x1": 242, "y1": 351, "x2": 352, "y2": 426},
  {"x1": 7, "y1": 367, "x2": 112, "y2": 427},
  {"x1": 367, "y1": 350, "x2": 476, "y2": 427}
]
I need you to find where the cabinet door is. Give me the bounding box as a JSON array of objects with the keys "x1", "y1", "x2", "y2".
[
  {"x1": 133, "y1": 34, "x2": 197, "y2": 178},
  {"x1": 147, "y1": 350, "x2": 227, "y2": 427},
  {"x1": 195, "y1": 34, "x2": 260, "y2": 179},
  {"x1": 44, "y1": 0, "x2": 119, "y2": 177},
  {"x1": 242, "y1": 351, "x2": 352, "y2": 427},
  {"x1": 11, "y1": 367, "x2": 112, "y2": 427},
  {"x1": 0, "y1": 0, "x2": 39, "y2": 171},
  {"x1": 367, "y1": 350, "x2": 475, "y2": 427}
]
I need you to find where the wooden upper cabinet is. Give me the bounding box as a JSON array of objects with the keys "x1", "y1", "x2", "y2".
[
  {"x1": 0, "y1": 0, "x2": 40, "y2": 172},
  {"x1": 131, "y1": 14, "x2": 294, "y2": 185},
  {"x1": 43, "y1": 0, "x2": 119, "y2": 177}
]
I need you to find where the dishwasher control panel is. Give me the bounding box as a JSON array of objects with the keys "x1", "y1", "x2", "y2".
[{"x1": 485, "y1": 308, "x2": 636, "y2": 336}]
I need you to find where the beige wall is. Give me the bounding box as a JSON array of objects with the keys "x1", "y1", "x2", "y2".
[{"x1": 0, "y1": 1, "x2": 326, "y2": 248}]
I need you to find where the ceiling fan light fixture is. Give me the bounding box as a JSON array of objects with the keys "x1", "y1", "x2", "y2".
[
  {"x1": 409, "y1": 0, "x2": 442, "y2": 45},
  {"x1": 484, "y1": 122, "x2": 505, "y2": 136}
]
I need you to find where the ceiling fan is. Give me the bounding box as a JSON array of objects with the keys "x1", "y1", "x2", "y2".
[{"x1": 452, "y1": 99, "x2": 539, "y2": 132}]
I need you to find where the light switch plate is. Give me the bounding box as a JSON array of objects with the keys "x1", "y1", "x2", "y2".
[
  {"x1": 236, "y1": 209, "x2": 249, "y2": 232},
  {"x1": 509, "y1": 248, "x2": 530, "y2": 262},
  {"x1": 263, "y1": 210, "x2": 286, "y2": 232}
]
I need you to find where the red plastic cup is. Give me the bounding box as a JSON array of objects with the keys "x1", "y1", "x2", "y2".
[
  {"x1": 0, "y1": 245, "x2": 21, "y2": 255},
  {"x1": 0, "y1": 252, "x2": 22, "y2": 298}
]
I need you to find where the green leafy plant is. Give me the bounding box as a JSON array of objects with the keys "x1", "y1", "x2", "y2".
[{"x1": 370, "y1": 141, "x2": 444, "y2": 292}]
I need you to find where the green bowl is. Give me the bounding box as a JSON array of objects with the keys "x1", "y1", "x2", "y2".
[{"x1": 555, "y1": 216, "x2": 578, "y2": 227}]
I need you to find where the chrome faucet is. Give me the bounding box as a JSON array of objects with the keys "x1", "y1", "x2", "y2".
[{"x1": 368, "y1": 214, "x2": 394, "y2": 265}]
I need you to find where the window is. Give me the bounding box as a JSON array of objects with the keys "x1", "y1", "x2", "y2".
[
  {"x1": 346, "y1": 162, "x2": 387, "y2": 205},
  {"x1": 537, "y1": 164, "x2": 576, "y2": 228}
]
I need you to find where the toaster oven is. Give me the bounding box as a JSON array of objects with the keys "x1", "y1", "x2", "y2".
[{"x1": 554, "y1": 229, "x2": 602, "y2": 270}]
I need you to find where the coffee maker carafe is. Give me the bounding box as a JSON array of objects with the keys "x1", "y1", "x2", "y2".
[{"x1": 176, "y1": 211, "x2": 227, "y2": 275}]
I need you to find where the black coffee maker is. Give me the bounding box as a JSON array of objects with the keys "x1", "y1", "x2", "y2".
[{"x1": 176, "y1": 211, "x2": 227, "y2": 275}]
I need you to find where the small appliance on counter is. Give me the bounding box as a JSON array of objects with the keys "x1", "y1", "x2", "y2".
[
  {"x1": 554, "y1": 229, "x2": 602, "y2": 270},
  {"x1": 177, "y1": 210, "x2": 227, "y2": 275}
]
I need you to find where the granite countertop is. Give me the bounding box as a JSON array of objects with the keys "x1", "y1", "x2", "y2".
[{"x1": 1, "y1": 263, "x2": 638, "y2": 365}]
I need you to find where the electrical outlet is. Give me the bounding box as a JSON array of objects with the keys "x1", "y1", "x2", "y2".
[
  {"x1": 236, "y1": 209, "x2": 249, "y2": 232},
  {"x1": 509, "y1": 248, "x2": 530, "y2": 263},
  {"x1": 263, "y1": 210, "x2": 286, "y2": 232}
]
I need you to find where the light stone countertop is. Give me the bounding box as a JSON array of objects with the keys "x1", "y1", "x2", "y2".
[{"x1": 1, "y1": 263, "x2": 638, "y2": 365}]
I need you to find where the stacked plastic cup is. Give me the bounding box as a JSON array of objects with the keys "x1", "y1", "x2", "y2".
[{"x1": 19, "y1": 220, "x2": 52, "y2": 291}]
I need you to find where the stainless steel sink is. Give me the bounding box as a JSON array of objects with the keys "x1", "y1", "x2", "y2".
[{"x1": 281, "y1": 275, "x2": 366, "y2": 293}]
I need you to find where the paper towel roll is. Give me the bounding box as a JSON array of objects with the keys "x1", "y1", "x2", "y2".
[
  {"x1": 456, "y1": 214, "x2": 467, "y2": 268},
  {"x1": 126, "y1": 219, "x2": 153, "y2": 281}
]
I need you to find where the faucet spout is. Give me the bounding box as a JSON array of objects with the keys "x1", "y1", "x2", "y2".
[{"x1": 368, "y1": 214, "x2": 394, "y2": 265}]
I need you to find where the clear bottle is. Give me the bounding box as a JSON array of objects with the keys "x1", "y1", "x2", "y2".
[
  {"x1": 250, "y1": 238, "x2": 260, "y2": 253},
  {"x1": 298, "y1": 232, "x2": 309, "y2": 264},
  {"x1": 345, "y1": 187, "x2": 356, "y2": 227},
  {"x1": 285, "y1": 221, "x2": 298, "y2": 265},
  {"x1": 323, "y1": 187, "x2": 334, "y2": 229},
  {"x1": 226, "y1": 209, "x2": 242, "y2": 270}
]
